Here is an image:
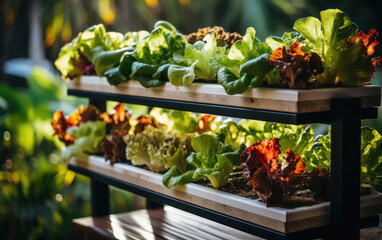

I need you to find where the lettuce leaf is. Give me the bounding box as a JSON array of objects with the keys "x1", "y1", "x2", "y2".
[
  {"x1": 118, "y1": 21, "x2": 186, "y2": 87},
  {"x1": 168, "y1": 61, "x2": 197, "y2": 86},
  {"x1": 55, "y1": 24, "x2": 143, "y2": 79},
  {"x1": 292, "y1": 9, "x2": 377, "y2": 86},
  {"x1": 304, "y1": 127, "x2": 382, "y2": 189},
  {"x1": 62, "y1": 121, "x2": 106, "y2": 160},
  {"x1": 266, "y1": 32, "x2": 305, "y2": 51},
  {"x1": 217, "y1": 67, "x2": 254, "y2": 95},
  {"x1": 162, "y1": 166, "x2": 200, "y2": 189},
  {"x1": 124, "y1": 125, "x2": 192, "y2": 173},
  {"x1": 213, "y1": 27, "x2": 275, "y2": 92},
  {"x1": 188, "y1": 135, "x2": 246, "y2": 188}
]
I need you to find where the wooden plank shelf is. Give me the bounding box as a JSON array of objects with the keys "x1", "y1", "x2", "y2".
[
  {"x1": 69, "y1": 155, "x2": 382, "y2": 234},
  {"x1": 67, "y1": 76, "x2": 381, "y2": 114},
  {"x1": 72, "y1": 207, "x2": 264, "y2": 240}
]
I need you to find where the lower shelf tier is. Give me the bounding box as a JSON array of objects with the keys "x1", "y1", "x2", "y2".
[
  {"x1": 68, "y1": 155, "x2": 382, "y2": 235},
  {"x1": 72, "y1": 206, "x2": 264, "y2": 240}
]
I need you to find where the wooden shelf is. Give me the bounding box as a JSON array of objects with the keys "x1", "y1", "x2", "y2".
[
  {"x1": 69, "y1": 155, "x2": 382, "y2": 234},
  {"x1": 67, "y1": 76, "x2": 381, "y2": 113},
  {"x1": 72, "y1": 207, "x2": 264, "y2": 240}
]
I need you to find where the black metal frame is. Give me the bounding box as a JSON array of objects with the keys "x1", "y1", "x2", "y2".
[{"x1": 69, "y1": 90, "x2": 379, "y2": 240}]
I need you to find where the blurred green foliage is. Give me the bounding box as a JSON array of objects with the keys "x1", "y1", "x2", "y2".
[{"x1": 0, "y1": 67, "x2": 136, "y2": 240}]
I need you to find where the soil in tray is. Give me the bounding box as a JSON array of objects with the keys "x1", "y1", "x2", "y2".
[
  {"x1": 198, "y1": 176, "x2": 324, "y2": 208},
  {"x1": 198, "y1": 175, "x2": 373, "y2": 209}
]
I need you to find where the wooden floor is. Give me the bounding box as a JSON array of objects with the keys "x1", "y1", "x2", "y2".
[{"x1": 72, "y1": 206, "x2": 264, "y2": 240}]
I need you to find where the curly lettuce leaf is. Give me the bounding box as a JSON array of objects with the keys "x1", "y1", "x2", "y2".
[
  {"x1": 182, "y1": 33, "x2": 225, "y2": 81},
  {"x1": 62, "y1": 121, "x2": 106, "y2": 160}
]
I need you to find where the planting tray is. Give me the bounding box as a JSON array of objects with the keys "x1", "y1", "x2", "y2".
[
  {"x1": 66, "y1": 76, "x2": 381, "y2": 113},
  {"x1": 69, "y1": 155, "x2": 382, "y2": 234}
]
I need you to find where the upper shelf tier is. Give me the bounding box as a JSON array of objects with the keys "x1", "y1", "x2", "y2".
[{"x1": 67, "y1": 76, "x2": 380, "y2": 124}]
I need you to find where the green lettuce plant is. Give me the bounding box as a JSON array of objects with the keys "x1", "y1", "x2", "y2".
[{"x1": 163, "y1": 134, "x2": 246, "y2": 189}]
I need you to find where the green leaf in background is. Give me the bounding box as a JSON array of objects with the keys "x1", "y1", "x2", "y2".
[
  {"x1": 167, "y1": 110, "x2": 198, "y2": 133},
  {"x1": 28, "y1": 66, "x2": 65, "y2": 101},
  {"x1": 16, "y1": 123, "x2": 35, "y2": 155}
]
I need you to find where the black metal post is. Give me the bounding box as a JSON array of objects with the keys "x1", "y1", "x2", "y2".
[
  {"x1": 89, "y1": 99, "x2": 106, "y2": 112},
  {"x1": 91, "y1": 179, "x2": 110, "y2": 217},
  {"x1": 330, "y1": 98, "x2": 361, "y2": 240},
  {"x1": 89, "y1": 99, "x2": 108, "y2": 216},
  {"x1": 146, "y1": 199, "x2": 164, "y2": 209}
]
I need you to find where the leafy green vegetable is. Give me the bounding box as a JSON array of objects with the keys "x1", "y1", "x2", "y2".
[
  {"x1": 184, "y1": 34, "x2": 224, "y2": 80},
  {"x1": 124, "y1": 125, "x2": 192, "y2": 173},
  {"x1": 265, "y1": 32, "x2": 305, "y2": 51},
  {"x1": 55, "y1": 24, "x2": 142, "y2": 78},
  {"x1": 162, "y1": 166, "x2": 200, "y2": 189},
  {"x1": 118, "y1": 21, "x2": 186, "y2": 87},
  {"x1": 212, "y1": 27, "x2": 274, "y2": 92},
  {"x1": 304, "y1": 129, "x2": 331, "y2": 171},
  {"x1": 62, "y1": 121, "x2": 106, "y2": 160},
  {"x1": 359, "y1": 127, "x2": 382, "y2": 188},
  {"x1": 239, "y1": 53, "x2": 273, "y2": 77},
  {"x1": 217, "y1": 68, "x2": 253, "y2": 95},
  {"x1": 105, "y1": 66, "x2": 127, "y2": 85},
  {"x1": 189, "y1": 135, "x2": 246, "y2": 188},
  {"x1": 168, "y1": 61, "x2": 197, "y2": 86},
  {"x1": 168, "y1": 33, "x2": 225, "y2": 85},
  {"x1": 304, "y1": 127, "x2": 382, "y2": 188},
  {"x1": 292, "y1": 9, "x2": 375, "y2": 86},
  {"x1": 162, "y1": 134, "x2": 246, "y2": 189}
]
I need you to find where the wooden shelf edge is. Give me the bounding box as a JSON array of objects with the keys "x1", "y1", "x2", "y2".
[{"x1": 66, "y1": 76, "x2": 381, "y2": 113}]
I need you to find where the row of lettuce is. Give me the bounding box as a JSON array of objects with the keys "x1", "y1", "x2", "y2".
[
  {"x1": 55, "y1": 9, "x2": 381, "y2": 93},
  {"x1": 51, "y1": 103, "x2": 382, "y2": 206}
]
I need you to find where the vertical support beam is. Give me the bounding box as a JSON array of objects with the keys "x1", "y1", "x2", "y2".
[
  {"x1": 330, "y1": 98, "x2": 361, "y2": 240},
  {"x1": 146, "y1": 199, "x2": 164, "y2": 209},
  {"x1": 89, "y1": 99, "x2": 108, "y2": 216},
  {"x1": 89, "y1": 99, "x2": 106, "y2": 112},
  {"x1": 91, "y1": 179, "x2": 110, "y2": 217}
]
